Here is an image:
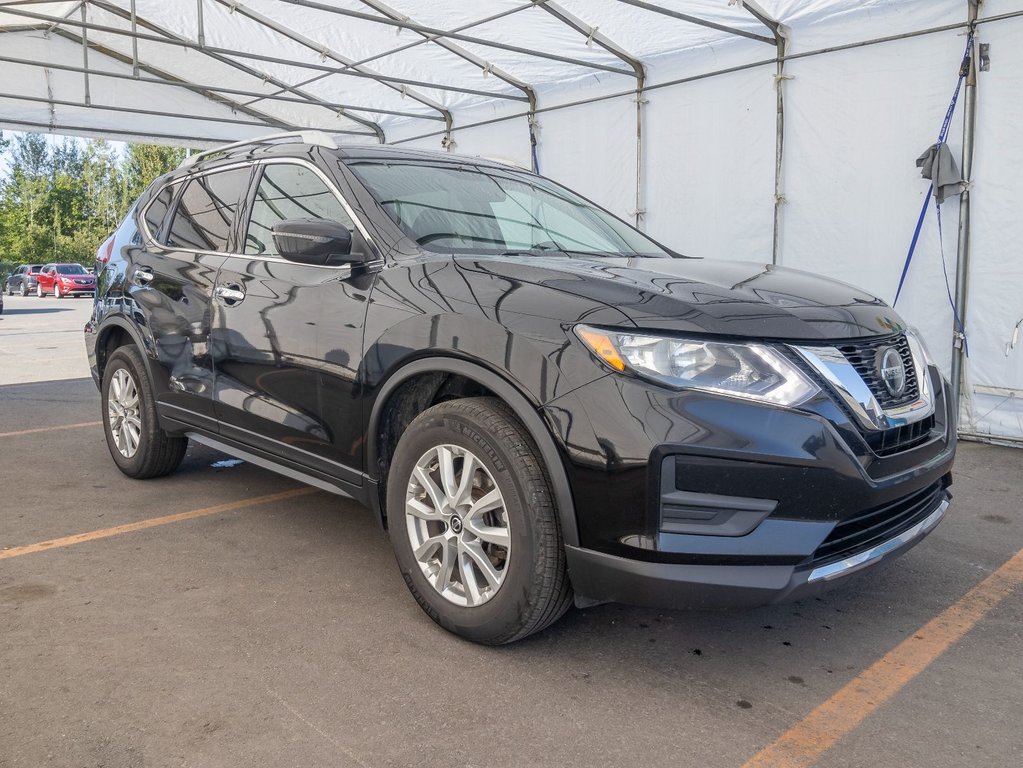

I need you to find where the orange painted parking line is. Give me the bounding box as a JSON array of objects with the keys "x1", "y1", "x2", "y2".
[
  {"x1": 0, "y1": 488, "x2": 317, "y2": 561},
  {"x1": 742, "y1": 547, "x2": 1023, "y2": 768},
  {"x1": 0, "y1": 421, "x2": 102, "y2": 438}
]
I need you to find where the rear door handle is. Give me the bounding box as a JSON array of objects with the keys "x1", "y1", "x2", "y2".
[
  {"x1": 214, "y1": 284, "x2": 245, "y2": 305},
  {"x1": 133, "y1": 267, "x2": 154, "y2": 285}
]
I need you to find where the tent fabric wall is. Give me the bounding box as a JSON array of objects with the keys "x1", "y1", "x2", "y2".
[{"x1": 2, "y1": 0, "x2": 1023, "y2": 441}]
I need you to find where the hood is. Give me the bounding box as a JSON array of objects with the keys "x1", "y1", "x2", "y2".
[{"x1": 454, "y1": 255, "x2": 904, "y2": 341}]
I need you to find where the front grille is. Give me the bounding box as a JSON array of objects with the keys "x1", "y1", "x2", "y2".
[
  {"x1": 863, "y1": 415, "x2": 935, "y2": 456},
  {"x1": 810, "y1": 481, "x2": 945, "y2": 567},
  {"x1": 836, "y1": 334, "x2": 919, "y2": 409}
]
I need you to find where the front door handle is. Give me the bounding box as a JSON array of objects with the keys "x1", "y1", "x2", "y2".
[
  {"x1": 133, "y1": 267, "x2": 154, "y2": 285},
  {"x1": 214, "y1": 284, "x2": 245, "y2": 305}
]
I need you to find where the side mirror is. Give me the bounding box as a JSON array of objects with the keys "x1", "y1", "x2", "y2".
[{"x1": 272, "y1": 218, "x2": 357, "y2": 266}]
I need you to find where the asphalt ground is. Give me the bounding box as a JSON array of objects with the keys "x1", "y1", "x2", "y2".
[{"x1": 1, "y1": 294, "x2": 1021, "y2": 768}]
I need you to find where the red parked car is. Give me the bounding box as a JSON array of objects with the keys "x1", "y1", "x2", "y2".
[{"x1": 36, "y1": 263, "x2": 96, "y2": 298}]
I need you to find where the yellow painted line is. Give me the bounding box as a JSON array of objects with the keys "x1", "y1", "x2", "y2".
[
  {"x1": 0, "y1": 421, "x2": 101, "y2": 438},
  {"x1": 0, "y1": 488, "x2": 317, "y2": 561},
  {"x1": 743, "y1": 547, "x2": 1023, "y2": 768}
]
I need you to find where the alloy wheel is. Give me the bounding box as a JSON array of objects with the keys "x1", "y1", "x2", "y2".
[
  {"x1": 404, "y1": 444, "x2": 511, "y2": 607},
  {"x1": 107, "y1": 368, "x2": 142, "y2": 458}
]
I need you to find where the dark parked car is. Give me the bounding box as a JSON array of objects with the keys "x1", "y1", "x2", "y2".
[
  {"x1": 37, "y1": 263, "x2": 96, "y2": 298},
  {"x1": 85, "y1": 132, "x2": 955, "y2": 644},
  {"x1": 5, "y1": 264, "x2": 45, "y2": 296}
]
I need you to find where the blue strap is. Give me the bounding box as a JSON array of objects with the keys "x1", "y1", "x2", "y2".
[
  {"x1": 892, "y1": 30, "x2": 974, "y2": 308},
  {"x1": 894, "y1": 184, "x2": 933, "y2": 306}
]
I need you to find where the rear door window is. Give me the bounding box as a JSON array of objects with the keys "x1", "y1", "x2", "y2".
[
  {"x1": 244, "y1": 163, "x2": 353, "y2": 258},
  {"x1": 165, "y1": 168, "x2": 251, "y2": 252}
]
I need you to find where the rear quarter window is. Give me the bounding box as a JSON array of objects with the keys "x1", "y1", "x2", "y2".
[{"x1": 143, "y1": 185, "x2": 175, "y2": 241}]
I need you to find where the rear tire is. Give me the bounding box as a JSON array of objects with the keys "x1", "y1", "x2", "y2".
[
  {"x1": 36, "y1": 284, "x2": 43, "y2": 298},
  {"x1": 20, "y1": 283, "x2": 27, "y2": 297},
  {"x1": 101, "y1": 346, "x2": 187, "y2": 479},
  {"x1": 387, "y1": 397, "x2": 572, "y2": 644}
]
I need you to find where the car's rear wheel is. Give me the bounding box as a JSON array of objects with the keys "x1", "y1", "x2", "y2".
[
  {"x1": 20, "y1": 283, "x2": 27, "y2": 297},
  {"x1": 36, "y1": 284, "x2": 43, "y2": 297},
  {"x1": 387, "y1": 397, "x2": 572, "y2": 645},
  {"x1": 101, "y1": 346, "x2": 187, "y2": 479}
]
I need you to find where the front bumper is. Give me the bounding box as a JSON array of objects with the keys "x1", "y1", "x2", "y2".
[
  {"x1": 566, "y1": 492, "x2": 948, "y2": 609},
  {"x1": 544, "y1": 364, "x2": 956, "y2": 609},
  {"x1": 59, "y1": 284, "x2": 96, "y2": 295}
]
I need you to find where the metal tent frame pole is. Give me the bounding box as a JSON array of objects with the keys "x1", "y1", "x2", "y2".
[{"x1": 951, "y1": 0, "x2": 982, "y2": 417}]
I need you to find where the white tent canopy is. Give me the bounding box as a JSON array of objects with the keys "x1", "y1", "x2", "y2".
[{"x1": 2, "y1": 0, "x2": 1023, "y2": 443}]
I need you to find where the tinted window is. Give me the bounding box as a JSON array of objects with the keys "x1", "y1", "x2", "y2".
[
  {"x1": 166, "y1": 168, "x2": 250, "y2": 252},
  {"x1": 244, "y1": 164, "x2": 353, "y2": 258},
  {"x1": 56, "y1": 264, "x2": 87, "y2": 275},
  {"x1": 144, "y1": 185, "x2": 176, "y2": 240}
]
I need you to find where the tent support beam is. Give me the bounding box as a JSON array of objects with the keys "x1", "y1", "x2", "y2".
[
  {"x1": 79, "y1": 2, "x2": 90, "y2": 106},
  {"x1": 0, "y1": 47, "x2": 412, "y2": 127},
  {"x1": 129, "y1": 0, "x2": 138, "y2": 77},
  {"x1": 208, "y1": 0, "x2": 450, "y2": 139},
  {"x1": 772, "y1": 32, "x2": 788, "y2": 265},
  {"x1": 0, "y1": 4, "x2": 526, "y2": 108},
  {"x1": 356, "y1": 0, "x2": 539, "y2": 156},
  {"x1": 239, "y1": 2, "x2": 535, "y2": 120},
  {"x1": 276, "y1": 0, "x2": 637, "y2": 78},
  {"x1": 93, "y1": 0, "x2": 387, "y2": 142},
  {"x1": 0, "y1": 116, "x2": 280, "y2": 147},
  {"x1": 391, "y1": 12, "x2": 1023, "y2": 148},
  {"x1": 536, "y1": 1, "x2": 646, "y2": 225},
  {"x1": 951, "y1": 1, "x2": 982, "y2": 417},
  {"x1": 0, "y1": 90, "x2": 307, "y2": 130},
  {"x1": 617, "y1": 0, "x2": 776, "y2": 45}
]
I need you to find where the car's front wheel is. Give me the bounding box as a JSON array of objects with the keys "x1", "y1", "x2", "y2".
[
  {"x1": 54, "y1": 285, "x2": 62, "y2": 299},
  {"x1": 387, "y1": 397, "x2": 572, "y2": 644},
  {"x1": 101, "y1": 346, "x2": 187, "y2": 478}
]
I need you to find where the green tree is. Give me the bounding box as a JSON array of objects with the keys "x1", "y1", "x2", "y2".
[
  {"x1": 120, "y1": 143, "x2": 186, "y2": 213},
  {"x1": 0, "y1": 134, "x2": 185, "y2": 267}
]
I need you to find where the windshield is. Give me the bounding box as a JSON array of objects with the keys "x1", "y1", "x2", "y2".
[
  {"x1": 348, "y1": 160, "x2": 670, "y2": 257},
  {"x1": 56, "y1": 264, "x2": 87, "y2": 275}
]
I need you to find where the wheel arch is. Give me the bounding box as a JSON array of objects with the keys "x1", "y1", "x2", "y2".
[
  {"x1": 94, "y1": 316, "x2": 170, "y2": 397},
  {"x1": 367, "y1": 357, "x2": 580, "y2": 548}
]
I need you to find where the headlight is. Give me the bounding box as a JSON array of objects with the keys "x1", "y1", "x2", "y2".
[{"x1": 575, "y1": 325, "x2": 819, "y2": 407}]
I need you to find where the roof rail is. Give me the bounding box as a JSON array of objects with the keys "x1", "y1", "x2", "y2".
[{"x1": 180, "y1": 130, "x2": 339, "y2": 168}]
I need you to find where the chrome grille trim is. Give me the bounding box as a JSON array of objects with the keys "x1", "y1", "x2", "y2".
[{"x1": 792, "y1": 332, "x2": 935, "y2": 432}]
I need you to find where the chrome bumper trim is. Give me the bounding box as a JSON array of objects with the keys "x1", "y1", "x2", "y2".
[{"x1": 807, "y1": 497, "x2": 949, "y2": 583}]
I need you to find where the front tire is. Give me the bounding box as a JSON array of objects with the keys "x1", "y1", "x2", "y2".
[
  {"x1": 387, "y1": 397, "x2": 572, "y2": 644},
  {"x1": 54, "y1": 285, "x2": 62, "y2": 299},
  {"x1": 101, "y1": 346, "x2": 187, "y2": 479}
]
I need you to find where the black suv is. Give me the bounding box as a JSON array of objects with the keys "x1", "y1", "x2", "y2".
[{"x1": 86, "y1": 132, "x2": 955, "y2": 644}]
